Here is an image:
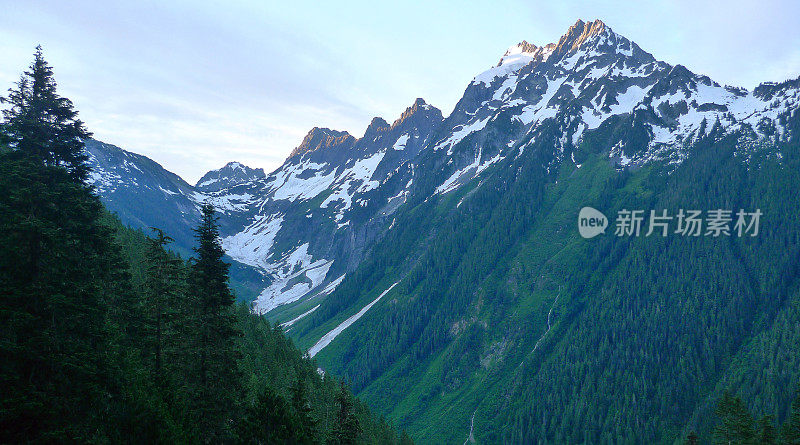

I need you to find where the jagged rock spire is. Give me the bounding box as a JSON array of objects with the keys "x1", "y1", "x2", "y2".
[
  {"x1": 392, "y1": 98, "x2": 442, "y2": 129},
  {"x1": 289, "y1": 127, "x2": 355, "y2": 158},
  {"x1": 364, "y1": 117, "x2": 391, "y2": 139},
  {"x1": 549, "y1": 19, "x2": 610, "y2": 60}
]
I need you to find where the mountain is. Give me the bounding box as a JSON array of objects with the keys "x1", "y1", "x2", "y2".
[
  {"x1": 86, "y1": 97, "x2": 444, "y2": 307},
  {"x1": 85, "y1": 139, "x2": 202, "y2": 258},
  {"x1": 86, "y1": 18, "x2": 800, "y2": 443},
  {"x1": 410, "y1": 18, "x2": 796, "y2": 202},
  {"x1": 219, "y1": 98, "x2": 443, "y2": 314},
  {"x1": 84, "y1": 140, "x2": 271, "y2": 298},
  {"x1": 196, "y1": 161, "x2": 266, "y2": 192}
]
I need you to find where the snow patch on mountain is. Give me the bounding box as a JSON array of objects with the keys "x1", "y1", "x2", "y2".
[
  {"x1": 223, "y1": 214, "x2": 284, "y2": 269},
  {"x1": 474, "y1": 41, "x2": 555, "y2": 87},
  {"x1": 393, "y1": 134, "x2": 410, "y2": 150},
  {"x1": 321, "y1": 150, "x2": 387, "y2": 220},
  {"x1": 516, "y1": 76, "x2": 568, "y2": 125},
  {"x1": 436, "y1": 149, "x2": 503, "y2": 195},
  {"x1": 435, "y1": 117, "x2": 491, "y2": 155},
  {"x1": 252, "y1": 243, "x2": 334, "y2": 314},
  {"x1": 269, "y1": 159, "x2": 337, "y2": 202},
  {"x1": 308, "y1": 280, "x2": 400, "y2": 357},
  {"x1": 206, "y1": 192, "x2": 255, "y2": 213},
  {"x1": 87, "y1": 169, "x2": 123, "y2": 193}
]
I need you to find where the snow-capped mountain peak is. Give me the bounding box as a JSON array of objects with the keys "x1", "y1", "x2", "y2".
[
  {"x1": 497, "y1": 40, "x2": 555, "y2": 68},
  {"x1": 551, "y1": 19, "x2": 610, "y2": 58},
  {"x1": 206, "y1": 96, "x2": 444, "y2": 313},
  {"x1": 196, "y1": 161, "x2": 266, "y2": 191},
  {"x1": 503, "y1": 40, "x2": 538, "y2": 56},
  {"x1": 436, "y1": 18, "x2": 799, "y2": 191}
]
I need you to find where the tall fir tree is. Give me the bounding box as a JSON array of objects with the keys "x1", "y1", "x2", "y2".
[
  {"x1": 329, "y1": 381, "x2": 361, "y2": 445},
  {"x1": 236, "y1": 386, "x2": 301, "y2": 444},
  {"x1": 0, "y1": 45, "x2": 91, "y2": 182},
  {"x1": 0, "y1": 45, "x2": 404, "y2": 445},
  {"x1": 713, "y1": 391, "x2": 757, "y2": 445},
  {"x1": 399, "y1": 431, "x2": 414, "y2": 445},
  {"x1": 0, "y1": 46, "x2": 118, "y2": 441},
  {"x1": 781, "y1": 391, "x2": 800, "y2": 444},
  {"x1": 290, "y1": 376, "x2": 318, "y2": 444},
  {"x1": 187, "y1": 203, "x2": 243, "y2": 441},
  {"x1": 756, "y1": 415, "x2": 777, "y2": 445},
  {"x1": 142, "y1": 228, "x2": 186, "y2": 386}
]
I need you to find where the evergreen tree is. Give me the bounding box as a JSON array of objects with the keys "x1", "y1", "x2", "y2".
[
  {"x1": 142, "y1": 228, "x2": 185, "y2": 386},
  {"x1": 0, "y1": 47, "x2": 115, "y2": 442},
  {"x1": 237, "y1": 387, "x2": 300, "y2": 444},
  {"x1": 399, "y1": 430, "x2": 415, "y2": 445},
  {"x1": 781, "y1": 391, "x2": 800, "y2": 445},
  {"x1": 757, "y1": 415, "x2": 777, "y2": 445},
  {"x1": 290, "y1": 376, "x2": 318, "y2": 443},
  {"x1": 0, "y1": 46, "x2": 403, "y2": 445},
  {"x1": 713, "y1": 391, "x2": 757, "y2": 445},
  {"x1": 0, "y1": 45, "x2": 91, "y2": 181},
  {"x1": 186, "y1": 203, "x2": 243, "y2": 441},
  {"x1": 329, "y1": 381, "x2": 361, "y2": 445}
]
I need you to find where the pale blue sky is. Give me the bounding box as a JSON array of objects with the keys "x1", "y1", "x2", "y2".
[{"x1": 2, "y1": 0, "x2": 799, "y2": 183}]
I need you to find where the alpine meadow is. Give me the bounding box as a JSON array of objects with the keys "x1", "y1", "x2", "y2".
[{"x1": 2, "y1": 7, "x2": 800, "y2": 445}]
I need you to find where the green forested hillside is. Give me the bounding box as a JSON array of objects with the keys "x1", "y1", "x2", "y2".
[
  {"x1": 289, "y1": 109, "x2": 800, "y2": 443},
  {"x1": 107, "y1": 215, "x2": 407, "y2": 444},
  {"x1": 0, "y1": 48, "x2": 405, "y2": 444}
]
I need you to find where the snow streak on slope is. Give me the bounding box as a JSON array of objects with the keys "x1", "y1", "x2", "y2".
[
  {"x1": 308, "y1": 281, "x2": 400, "y2": 357},
  {"x1": 434, "y1": 117, "x2": 491, "y2": 155},
  {"x1": 532, "y1": 294, "x2": 560, "y2": 354},
  {"x1": 314, "y1": 274, "x2": 347, "y2": 298},
  {"x1": 280, "y1": 305, "x2": 320, "y2": 329},
  {"x1": 464, "y1": 409, "x2": 477, "y2": 445},
  {"x1": 435, "y1": 148, "x2": 502, "y2": 195}
]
